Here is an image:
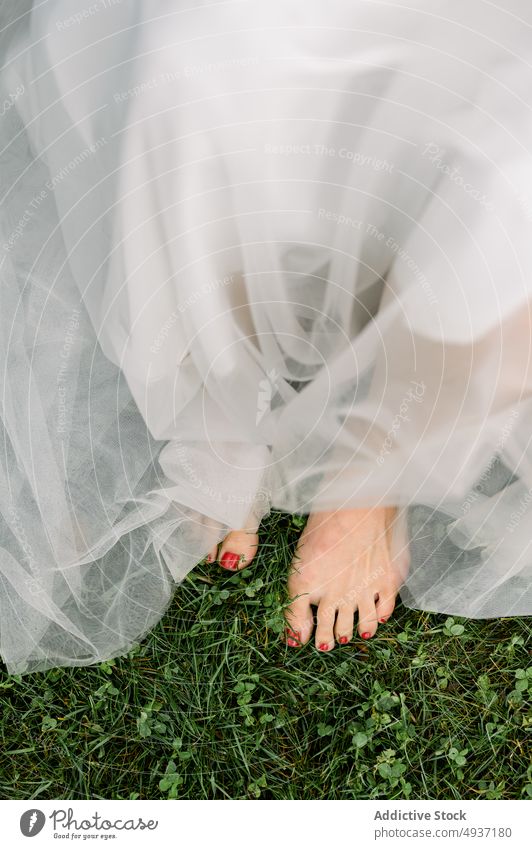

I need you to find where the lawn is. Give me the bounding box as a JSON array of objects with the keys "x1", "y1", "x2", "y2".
[{"x1": 0, "y1": 511, "x2": 530, "y2": 800}]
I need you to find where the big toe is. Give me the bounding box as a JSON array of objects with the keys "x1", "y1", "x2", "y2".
[
  {"x1": 375, "y1": 582, "x2": 399, "y2": 624},
  {"x1": 218, "y1": 530, "x2": 259, "y2": 571}
]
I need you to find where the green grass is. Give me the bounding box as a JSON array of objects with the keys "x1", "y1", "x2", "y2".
[{"x1": 0, "y1": 511, "x2": 530, "y2": 800}]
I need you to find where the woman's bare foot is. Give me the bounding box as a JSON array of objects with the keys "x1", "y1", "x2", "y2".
[
  {"x1": 206, "y1": 523, "x2": 259, "y2": 571},
  {"x1": 285, "y1": 507, "x2": 409, "y2": 650}
]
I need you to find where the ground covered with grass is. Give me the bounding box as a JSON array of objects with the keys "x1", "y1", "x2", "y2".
[{"x1": 0, "y1": 511, "x2": 530, "y2": 800}]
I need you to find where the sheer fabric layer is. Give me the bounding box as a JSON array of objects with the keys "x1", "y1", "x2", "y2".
[{"x1": 1, "y1": 0, "x2": 531, "y2": 673}]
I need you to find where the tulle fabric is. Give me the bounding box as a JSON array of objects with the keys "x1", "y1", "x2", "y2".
[{"x1": 1, "y1": 0, "x2": 531, "y2": 674}]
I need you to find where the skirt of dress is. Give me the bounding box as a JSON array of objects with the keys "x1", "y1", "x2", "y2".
[{"x1": 1, "y1": 0, "x2": 532, "y2": 674}]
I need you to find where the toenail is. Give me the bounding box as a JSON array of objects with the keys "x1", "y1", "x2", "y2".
[
  {"x1": 339, "y1": 636, "x2": 349, "y2": 645},
  {"x1": 361, "y1": 632, "x2": 372, "y2": 639},
  {"x1": 379, "y1": 617, "x2": 388, "y2": 623},
  {"x1": 285, "y1": 628, "x2": 301, "y2": 646},
  {"x1": 220, "y1": 552, "x2": 240, "y2": 570},
  {"x1": 318, "y1": 643, "x2": 330, "y2": 651}
]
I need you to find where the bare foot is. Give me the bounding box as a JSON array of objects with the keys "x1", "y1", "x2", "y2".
[
  {"x1": 285, "y1": 507, "x2": 409, "y2": 650},
  {"x1": 206, "y1": 521, "x2": 259, "y2": 572}
]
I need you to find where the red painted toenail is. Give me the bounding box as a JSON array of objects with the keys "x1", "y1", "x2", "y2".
[
  {"x1": 379, "y1": 617, "x2": 388, "y2": 623},
  {"x1": 285, "y1": 628, "x2": 301, "y2": 646},
  {"x1": 339, "y1": 636, "x2": 349, "y2": 645},
  {"x1": 318, "y1": 643, "x2": 329, "y2": 651},
  {"x1": 220, "y1": 552, "x2": 240, "y2": 570},
  {"x1": 361, "y1": 632, "x2": 372, "y2": 639}
]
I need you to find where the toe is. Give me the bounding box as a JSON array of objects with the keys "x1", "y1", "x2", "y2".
[
  {"x1": 334, "y1": 601, "x2": 356, "y2": 645},
  {"x1": 315, "y1": 598, "x2": 336, "y2": 651},
  {"x1": 204, "y1": 545, "x2": 219, "y2": 564},
  {"x1": 285, "y1": 594, "x2": 313, "y2": 646},
  {"x1": 218, "y1": 530, "x2": 259, "y2": 571},
  {"x1": 375, "y1": 583, "x2": 399, "y2": 624},
  {"x1": 357, "y1": 592, "x2": 378, "y2": 639}
]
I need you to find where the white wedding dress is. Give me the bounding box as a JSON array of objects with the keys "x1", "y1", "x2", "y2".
[{"x1": 1, "y1": 0, "x2": 531, "y2": 674}]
